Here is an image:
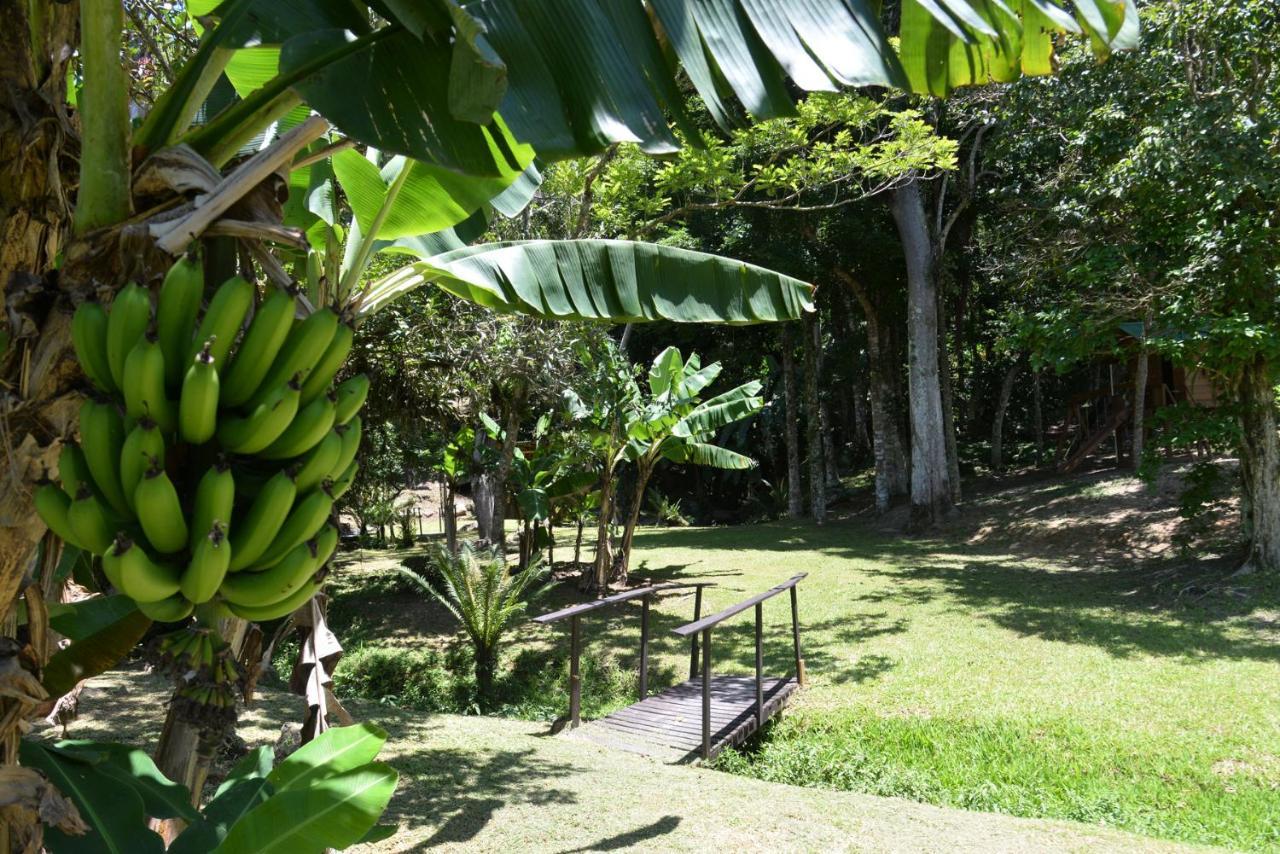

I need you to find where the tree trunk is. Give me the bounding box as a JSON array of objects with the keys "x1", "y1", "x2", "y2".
[
  {"x1": 938, "y1": 293, "x2": 962, "y2": 502},
  {"x1": 891, "y1": 179, "x2": 953, "y2": 528},
  {"x1": 1033, "y1": 370, "x2": 1044, "y2": 466},
  {"x1": 1235, "y1": 357, "x2": 1280, "y2": 576},
  {"x1": 821, "y1": 400, "x2": 840, "y2": 492},
  {"x1": 616, "y1": 462, "x2": 653, "y2": 582},
  {"x1": 443, "y1": 481, "x2": 458, "y2": 552},
  {"x1": 591, "y1": 462, "x2": 616, "y2": 591},
  {"x1": 780, "y1": 325, "x2": 804, "y2": 519},
  {"x1": 0, "y1": 0, "x2": 80, "y2": 631},
  {"x1": 1131, "y1": 319, "x2": 1151, "y2": 469},
  {"x1": 835, "y1": 269, "x2": 907, "y2": 513},
  {"x1": 991, "y1": 361, "x2": 1021, "y2": 472},
  {"x1": 802, "y1": 311, "x2": 826, "y2": 524},
  {"x1": 475, "y1": 648, "x2": 497, "y2": 709},
  {"x1": 574, "y1": 515, "x2": 584, "y2": 567},
  {"x1": 487, "y1": 388, "x2": 526, "y2": 559}
]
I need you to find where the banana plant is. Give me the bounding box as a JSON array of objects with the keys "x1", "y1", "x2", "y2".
[
  {"x1": 20, "y1": 723, "x2": 396, "y2": 854},
  {"x1": 612, "y1": 347, "x2": 764, "y2": 580}
]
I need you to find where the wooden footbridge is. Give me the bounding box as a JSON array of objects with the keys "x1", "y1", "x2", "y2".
[{"x1": 533, "y1": 575, "x2": 807, "y2": 762}]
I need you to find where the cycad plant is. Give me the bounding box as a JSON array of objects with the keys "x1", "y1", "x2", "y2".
[{"x1": 397, "y1": 544, "x2": 546, "y2": 705}]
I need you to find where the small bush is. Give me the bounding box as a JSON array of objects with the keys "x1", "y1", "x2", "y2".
[{"x1": 332, "y1": 645, "x2": 464, "y2": 712}]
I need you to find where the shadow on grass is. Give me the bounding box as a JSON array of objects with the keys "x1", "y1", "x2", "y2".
[
  {"x1": 387, "y1": 745, "x2": 580, "y2": 845},
  {"x1": 556, "y1": 815, "x2": 681, "y2": 852}
]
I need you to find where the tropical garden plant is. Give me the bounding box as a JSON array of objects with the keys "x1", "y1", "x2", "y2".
[
  {"x1": 0, "y1": 0, "x2": 1136, "y2": 847},
  {"x1": 396, "y1": 544, "x2": 546, "y2": 706}
]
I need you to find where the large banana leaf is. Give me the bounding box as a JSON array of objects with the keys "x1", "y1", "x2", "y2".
[
  {"x1": 172, "y1": 0, "x2": 1136, "y2": 175},
  {"x1": 674, "y1": 382, "x2": 764, "y2": 437},
  {"x1": 662, "y1": 440, "x2": 757, "y2": 469},
  {"x1": 215, "y1": 764, "x2": 398, "y2": 854},
  {"x1": 359, "y1": 239, "x2": 815, "y2": 322},
  {"x1": 900, "y1": 0, "x2": 1140, "y2": 96}
]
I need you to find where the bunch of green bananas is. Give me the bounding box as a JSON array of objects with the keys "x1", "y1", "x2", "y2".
[
  {"x1": 170, "y1": 645, "x2": 244, "y2": 730},
  {"x1": 37, "y1": 251, "x2": 368, "y2": 623}
]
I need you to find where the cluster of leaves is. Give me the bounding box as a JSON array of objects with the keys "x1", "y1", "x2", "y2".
[{"x1": 22, "y1": 725, "x2": 395, "y2": 853}]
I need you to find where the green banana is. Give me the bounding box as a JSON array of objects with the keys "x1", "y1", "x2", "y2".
[
  {"x1": 248, "y1": 485, "x2": 333, "y2": 570},
  {"x1": 122, "y1": 333, "x2": 177, "y2": 434},
  {"x1": 220, "y1": 285, "x2": 297, "y2": 407},
  {"x1": 216, "y1": 376, "x2": 301, "y2": 454},
  {"x1": 67, "y1": 487, "x2": 117, "y2": 554},
  {"x1": 298, "y1": 320, "x2": 354, "y2": 405},
  {"x1": 312, "y1": 523, "x2": 339, "y2": 567},
  {"x1": 137, "y1": 593, "x2": 195, "y2": 623},
  {"x1": 330, "y1": 459, "x2": 357, "y2": 500},
  {"x1": 104, "y1": 535, "x2": 181, "y2": 603},
  {"x1": 228, "y1": 469, "x2": 296, "y2": 571},
  {"x1": 35, "y1": 484, "x2": 85, "y2": 548},
  {"x1": 225, "y1": 578, "x2": 319, "y2": 622},
  {"x1": 135, "y1": 464, "x2": 188, "y2": 553},
  {"x1": 72, "y1": 302, "x2": 116, "y2": 393},
  {"x1": 106, "y1": 282, "x2": 152, "y2": 390},
  {"x1": 120, "y1": 418, "x2": 164, "y2": 512},
  {"x1": 79, "y1": 398, "x2": 130, "y2": 516},
  {"x1": 248, "y1": 308, "x2": 339, "y2": 407},
  {"x1": 220, "y1": 539, "x2": 319, "y2": 607},
  {"x1": 58, "y1": 443, "x2": 93, "y2": 498},
  {"x1": 329, "y1": 416, "x2": 361, "y2": 479},
  {"x1": 156, "y1": 252, "x2": 204, "y2": 389},
  {"x1": 190, "y1": 461, "x2": 234, "y2": 551},
  {"x1": 259, "y1": 392, "x2": 335, "y2": 460},
  {"x1": 179, "y1": 339, "x2": 220, "y2": 444},
  {"x1": 180, "y1": 522, "x2": 231, "y2": 604},
  {"x1": 333, "y1": 374, "x2": 369, "y2": 425},
  {"x1": 189, "y1": 274, "x2": 254, "y2": 368},
  {"x1": 294, "y1": 430, "x2": 342, "y2": 493}
]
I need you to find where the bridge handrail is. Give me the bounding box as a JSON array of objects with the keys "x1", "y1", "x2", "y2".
[
  {"x1": 532, "y1": 582, "x2": 710, "y2": 624},
  {"x1": 671, "y1": 574, "x2": 806, "y2": 637}
]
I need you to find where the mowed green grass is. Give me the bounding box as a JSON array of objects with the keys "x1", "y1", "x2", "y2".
[
  {"x1": 329, "y1": 473, "x2": 1279, "y2": 851},
  {"x1": 604, "y1": 518, "x2": 1279, "y2": 852}
]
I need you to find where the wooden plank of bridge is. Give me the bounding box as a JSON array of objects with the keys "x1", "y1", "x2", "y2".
[{"x1": 568, "y1": 675, "x2": 799, "y2": 763}]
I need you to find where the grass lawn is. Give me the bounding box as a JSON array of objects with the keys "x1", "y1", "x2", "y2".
[{"x1": 326, "y1": 466, "x2": 1280, "y2": 851}]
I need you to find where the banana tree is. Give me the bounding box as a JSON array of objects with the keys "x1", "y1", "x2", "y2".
[{"x1": 613, "y1": 348, "x2": 763, "y2": 581}]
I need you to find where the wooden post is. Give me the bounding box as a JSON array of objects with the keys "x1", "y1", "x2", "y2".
[
  {"x1": 790, "y1": 586, "x2": 806, "y2": 686},
  {"x1": 701, "y1": 628, "x2": 712, "y2": 760},
  {"x1": 754, "y1": 602, "x2": 764, "y2": 730},
  {"x1": 639, "y1": 595, "x2": 650, "y2": 700},
  {"x1": 689, "y1": 584, "x2": 703, "y2": 680},
  {"x1": 569, "y1": 614, "x2": 581, "y2": 728}
]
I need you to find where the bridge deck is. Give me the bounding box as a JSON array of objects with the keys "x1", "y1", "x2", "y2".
[{"x1": 567, "y1": 675, "x2": 798, "y2": 763}]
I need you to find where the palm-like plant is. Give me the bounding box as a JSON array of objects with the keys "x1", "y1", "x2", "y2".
[{"x1": 397, "y1": 544, "x2": 546, "y2": 705}]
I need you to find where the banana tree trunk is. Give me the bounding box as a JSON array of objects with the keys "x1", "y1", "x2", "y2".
[
  {"x1": 0, "y1": 0, "x2": 80, "y2": 634},
  {"x1": 616, "y1": 461, "x2": 654, "y2": 583},
  {"x1": 591, "y1": 457, "x2": 617, "y2": 592}
]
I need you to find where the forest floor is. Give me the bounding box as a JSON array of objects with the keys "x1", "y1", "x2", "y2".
[{"x1": 43, "y1": 459, "x2": 1279, "y2": 851}]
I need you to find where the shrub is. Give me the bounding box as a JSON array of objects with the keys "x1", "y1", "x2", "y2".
[{"x1": 332, "y1": 645, "x2": 461, "y2": 712}]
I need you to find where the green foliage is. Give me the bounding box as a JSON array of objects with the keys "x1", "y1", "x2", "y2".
[
  {"x1": 332, "y1": 645, "x2": 462, "y2": 712},
  {"x1": 395, "y1": 544, "x2": 547, "y2": 702},
  {"x1": 23, "y1": 727, "x2": 395, "y2": 854}
]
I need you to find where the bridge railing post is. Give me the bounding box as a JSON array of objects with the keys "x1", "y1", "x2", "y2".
[
  {"x1": 689, "y1": 584, "x2": 703, "y2": 680},
  {"x1": 569, "y1": 613, "x2": 581, "y2": 728},
  {"x1": 754, "y1": 602, "x2": 764, "y2": 730},
  {"x1": 701, "y1": 627, "x2": 712, "y2": 760},
  {"x1": 790, "y1": 585, "x2": 805, "y2": 687},
  {"x1": 639, "y1": 595, "x2": 650, "y2": 700}
]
